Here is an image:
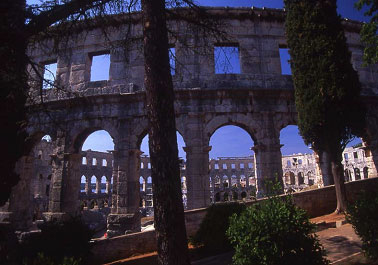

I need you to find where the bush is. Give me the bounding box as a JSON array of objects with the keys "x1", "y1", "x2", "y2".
[
  {"x1": 227, "y1": 195, "x2": 329, "y2": 265},
  {"x1": 20, "y1": 217, "x2": 94, "y2": 264},
  {"x1": 346, "y1": 191, "x2": 378, "y2": 261},
  {"x1": 190, "y1": 202, "x2": 246, "y2": 252}
]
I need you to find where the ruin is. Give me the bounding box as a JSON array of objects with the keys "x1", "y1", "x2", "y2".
[{"x1": 1, "y1": 7, "x2": 377, "y2": 236}]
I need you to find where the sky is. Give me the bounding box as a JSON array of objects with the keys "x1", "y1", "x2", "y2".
[{"x1": 34, "y1": 0, "x2": 367, "y2": 159}]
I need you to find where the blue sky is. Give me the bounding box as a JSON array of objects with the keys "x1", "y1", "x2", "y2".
[{"x1": 33, "y1": 0, "x2": 366, "y2": 158}]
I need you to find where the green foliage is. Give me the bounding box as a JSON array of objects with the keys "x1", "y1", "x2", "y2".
[
  {"x1": 20, "y1": 217, "x2": 94, "y2": 265},
  {"x1": 355, "y1": 0, "x2": 378, "y2": 65},
  {"x1": 190, "y1": 202, "x2": 246, "y2": 252},
  {"x1": 346, "y1": 191, "x2": 378, "y2": 261},
  {"x1": 284, "y1": 0, "x2": 365, "y2": 153},
  {"x1": 227, "y1": 195, "x2": 329, "y2": 265}
]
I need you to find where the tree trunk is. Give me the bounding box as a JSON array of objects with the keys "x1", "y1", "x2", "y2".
[
  {"x1": 0, "y1": 0, "x2": 28, "y2": 206},
  {"x1": 329, "y1": 149, "x2": 348, "y2": 213},
  {"x1": 141, "y1": 1, "x2": 190, "y2": 264}
]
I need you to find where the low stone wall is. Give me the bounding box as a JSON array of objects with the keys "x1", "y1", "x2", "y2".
[{"x1": 91, "y1": 177, "x2": 378, "y2": 264}]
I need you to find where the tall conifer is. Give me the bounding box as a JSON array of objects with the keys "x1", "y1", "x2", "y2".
[{"x1": 284, "y1": 0, "x2": 366, "y2": 212}]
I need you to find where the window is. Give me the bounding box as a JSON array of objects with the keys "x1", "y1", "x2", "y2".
[
  {"x1": 344, "y1": 153, "x2": 348, "y2": 161},
  {"x1": 248, "y1": 163, "x2": 253, "y2": 169},
  {"x1": 141, "y1": 162, "x2": 144, "y2": 169},
  {"x1": 45, "y1": 184, "x2": 50, "y2": 196},
  {"x1": 82, "y1": 157, "x2": 87, "y2": 165},
  {"x1": 38, "y1": 150, "x2": 43, "y2": 159},
  {"x1": 298, "y1": 159, "x2": 302, "y2": 165},
  {"x1": 92, "y1": 158, "x2": 97, "y2": 166},
  {"x1": 90, "y1": 52, "x2": 110, "y2": 81},
  {"x1": 231, "y1": 163, "x2": 236, "y2": 169},
  {"x1": 223, "y1": 164, "x2": 227, "y2": 169},
  {"x1": 214, "y1": 45, "x2": 241, "y2": 74},
  {"x1": 279, "y1": 47, "x2": 291, "y2": 75},
  {"x1": 148, "y1": 163, "x2": 151, "y2": 169},
  {"x1": 240, "y1": 163, "x2": 244, "y2": 169},
  {"x1": 169, "y1": 47, "x2": 175, "y2": 75},
  {"x1": 102, "y1": 159, "x2": 107, "y2": 167},
  {"x1": 353, "y1": 152, "x2": 358, "y2": 159},
  {"x1": 42, "y1": 61, "x2": 57, "y2": 89},
  {"x1": 287, "y1": 160, "x2": 291, "y2": 167},
  {"x1": 215, "y1": 164, "x2": 219, "y2": 169}
]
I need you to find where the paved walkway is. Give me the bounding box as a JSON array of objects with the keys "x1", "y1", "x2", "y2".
[{"x1": 105, "y1": 213, "x2": 365, "y2": 265}]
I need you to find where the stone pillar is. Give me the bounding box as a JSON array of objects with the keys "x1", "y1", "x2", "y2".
[
  {"x1": 43, "y1": 152, "x2": 81, "y2": 221},
  {"x1": 107, "y1": 148, "x2": 141, "y2": 237},
  {"x1": 106, "y1": 178, "x2": 111, "y2": 194},
  {"x1": 184, "y1": 145, "x2": 211, "y2": 210},
  {"x1": 85, "y1": 176, "x2": 91, "y2": 195},
  {"x1": 0, "y1": 156, "x2": 34, "y2": 230}
]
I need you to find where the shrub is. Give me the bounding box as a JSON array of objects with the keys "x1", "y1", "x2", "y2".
[
  {"x1": 20, "y1": 217, "x2": 94, "y2": 264},
  {"x1": 227, "y1": 195, "x2": 329, "y2": 265},
  {"x1": 190, "y1": 202, "x2": 246, "y2": 252},
  {"x1": 346, "y1": 191, "x2": 378, "y2": 261}
]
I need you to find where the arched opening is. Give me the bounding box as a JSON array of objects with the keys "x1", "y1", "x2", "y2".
[
  {"x1": 363, "y1": 167, "x2": 369, "y2": 179},
  {"x1": 81, "y1": 130, "x2": 114, "y2": 152},
  {"x1": 91, "y1": 176, "x2": 97, "y2": 193},
  {"x1": 209, "y1": 125, "x2": 255, "y2": 201},
  {"x1": 222, "y1": 175, "x2": 229, "y2": 188},
  {"x1": 140, "y1": 176, "x2": 145, "y2": 192},
  {"x1": 232, "y1": 191, "x2": 238, "y2": 201},
  {"x1": 298, "y1": 172, "x2": 304, "y2": 185},
  {"x1": 231, "y1": 175, "x2": 238, "y2": 187},
  {"x1": 344, "y1": 169, "x2": 351, "y2": 182},
  {"x1": 354, "y1": 168, "x2": 361, "y2": 180},
  {"x1": 101, "y1": 176, "x2": 106, "y2": 193},
  {"x1": 80, "y1": 176, "x2": 86, "y2": 193},
  {"x1": 241, "y1": 191, "x2": 247, "y2": 199},
  {"x1": 139, "y1": 131, "x2": 186, "y2": 211},
  {"x1": 240, "y1": 175, "x2": 246, "y2": 187}
]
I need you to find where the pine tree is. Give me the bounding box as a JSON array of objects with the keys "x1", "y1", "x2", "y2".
[{"x1": 284, "y1": 0, "x2": 366, "y2": 212}]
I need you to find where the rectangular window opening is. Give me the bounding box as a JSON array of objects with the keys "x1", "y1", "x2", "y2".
[
  {"x1": 279, "y1": 47, "x2": 292, "y2": 75},
  {"x1": 169, "y1": 47, "x2": 176, "y2": 76},
  {"x1": 231, "y1": 164, "x2": 236, "y2": 169},
  {"x1": 248, "y1": 163, "x2": 253, "y2": 169},
  {"x1": 90, "y1": 52, "x2": 110, "y2": 82},
  {"x1": 223, "y1": 164, "x2": 227, "y2": 169},
  {"x1": 215, "y1": 164, "x2": 219, "y2": 169},
  {"x1": 240, "y1": 163, "x2": 244, "y2": 169},
  {"x1": 42, "y1": 61, "x2": 57, "y2": 89},
  {"x1": 214, "y1": 45, "x2": 241, "y2": 74}
]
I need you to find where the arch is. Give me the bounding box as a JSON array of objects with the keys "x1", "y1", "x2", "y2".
[
  {"x1": 101, "y1": 176, "x2": 107, "y2": 193},
  {"x1": 297, "y1": 172, "x2": 304, "y2": 185},
  {"x1": 80, "y1": 176, "x2": 86, "y2": 193},
  {"x1": 354, "y1": 168, "x2": 361, "y2": 180},
  {"x1": 232, "y1": 190, "x2": 238, "y2": 201},
  {"x1": 344, "y1": 169, "x2": 351, "y2": 182},
  {"x1": 204, "y1": 114, "x2": 257, "y2": 145},
  {"x1": 140, "y1": 176, "x2": 145, "y2": 191},
  {"x1": 240, "y1": 175, "x2": 246, "y2": 187},
  {"x1": 91, "y1": 176, "x2": 97, "y2": 193},
  {"x1": 139, "y1": 130, "x2": 187, "y2": 159},
  {"x1": 71, "y1": 125, "x2": 117, "y2": 154},
  {"x1": 231, "y1": 175, "x2": 238, "y2": 187},
  {"x1": 241, "y1": 191, "x2": 247, "y2": 199},
  {"x1": 363, "y1": 167, "x2": 369, "y2": 179},
  {"x1": 222, "y1": 175, "x2": 229, "y2": 188}
]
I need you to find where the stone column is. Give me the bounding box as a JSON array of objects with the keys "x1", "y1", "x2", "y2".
[
  {"x1": 43, "y1": 152, "x2": 81, "y2": 221},
  {"x1": 184, "y1": 145, "x2": 211, "y2": 210},
  {"x1": 107, "y1": 148, "x2": 141, "y2": 237},
  {"x1": 85, "y1": 176, "x2": 91, "y2": 195},
  {"x1": 106, "y1": 178, "x2": 111, "y2": 194},
  {"x1": 0, "y1": 156, "x2": 34, "y2": 230}
]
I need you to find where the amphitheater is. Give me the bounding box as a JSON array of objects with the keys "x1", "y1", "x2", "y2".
[{"x1": 1, "y1": 7, "x2": 377, "y2": 245}]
